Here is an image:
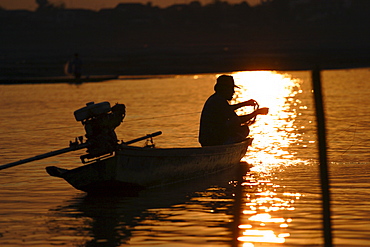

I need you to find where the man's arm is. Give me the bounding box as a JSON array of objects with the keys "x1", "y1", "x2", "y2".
[
  {"x1": 239, "y1": 108, "x2": 269, "y2": 124},
  {"x1": 230, "y1": 99, "x2": 256, "y2": 111}
]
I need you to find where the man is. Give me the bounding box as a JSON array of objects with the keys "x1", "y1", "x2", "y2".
[
  {"x1": 70, "y1": 53, "x2": 82, "y2": 79},
  {"x1": 199, "y1": 75, "x2": 268, "y2": 146}
]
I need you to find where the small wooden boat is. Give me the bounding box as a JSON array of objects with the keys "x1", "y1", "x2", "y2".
[
  {"x1": 45, "y1": 138, "x2": 252, "y2": 195},
  {"x1": 0, "y1": 101, "x2": 253, "y2": 195}
]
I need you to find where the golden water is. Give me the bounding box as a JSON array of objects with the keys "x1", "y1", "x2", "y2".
[{"x1": 0, "y1": 68, "x2": 369, "y2": 246}]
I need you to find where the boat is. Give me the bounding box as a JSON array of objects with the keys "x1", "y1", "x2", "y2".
[
  {"x1": 45, "y1": 138, "x2": 252, "y2": 195},
  {"x1": 0, "y1": 101, "x2": 252, "y2": 195}
]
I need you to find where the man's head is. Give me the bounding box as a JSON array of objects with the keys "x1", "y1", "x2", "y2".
[
  {"x1": 214, "y1": 75, "x2": 238, "y2": 100},
  {"x1": 112, "y1": 103, "x2": 126, "y2": 115}
]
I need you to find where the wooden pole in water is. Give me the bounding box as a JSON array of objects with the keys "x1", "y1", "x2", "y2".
[
  {"x1": 311, "y1": 67, "x2": 333, "y2": 246},
  {"x1": 232, "y1": 162, "x2": 249, "y2": 247}
]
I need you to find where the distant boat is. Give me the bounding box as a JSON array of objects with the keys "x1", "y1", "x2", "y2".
[{"x1": 46, "y1": 138, "x2": 252, "y2": 195}]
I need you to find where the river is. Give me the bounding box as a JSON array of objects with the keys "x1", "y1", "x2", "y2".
[{"x1": 0, "y1": 68, "x2": 369, "y2": 246}]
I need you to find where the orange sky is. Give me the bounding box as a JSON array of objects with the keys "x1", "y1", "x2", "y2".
[{"x1": 0, "y1": 0, "x2": 260, "y2": 10}]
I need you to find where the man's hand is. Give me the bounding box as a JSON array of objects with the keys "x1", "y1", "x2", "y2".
[
  {"x1": 244, "y1": 99, "x2": 257, "y2": 106},
  {"x1": 257, "y1": 107, "x2": 269, "y2": 115}
]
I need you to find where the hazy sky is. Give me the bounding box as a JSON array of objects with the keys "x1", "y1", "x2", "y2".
[{"x1": 0, "y1": 0, "x2": 261, "y2": 10}]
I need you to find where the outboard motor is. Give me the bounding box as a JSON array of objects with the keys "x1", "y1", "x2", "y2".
[{"x1": 74, "y1": 102, "x2": 126, "y2": 163}]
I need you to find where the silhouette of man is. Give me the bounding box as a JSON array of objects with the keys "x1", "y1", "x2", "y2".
[
  {"x1": 70, "y1": 53, "x2": 82, "y2": 79},
  {"x1": 199, "y1": 75, "x2": 268, "y2": 146}
]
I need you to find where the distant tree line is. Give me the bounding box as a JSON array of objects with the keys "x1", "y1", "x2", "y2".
[
  {"x1": 36, "y1": 0, "x2": 65, "y2": 11},
  {"x1": 0, "y1": 0, "x2": 368, "y2": 32},
  {"x1": 1, "y1": 0, "x2": 369, "y2": 77}
]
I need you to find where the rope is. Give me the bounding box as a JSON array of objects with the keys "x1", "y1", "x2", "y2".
[{"x1": 339, "y1": 122, "x2": 358, "y2": 159}]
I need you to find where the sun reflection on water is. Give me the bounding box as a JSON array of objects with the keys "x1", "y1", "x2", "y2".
[
  {"x1": 237, "y1": 171, "x2": 303, "y2": 246},
  {"x1": 228, "y1": 71, "x2": 310, "y2": 246},
  {"x1": 231, "y1": 70, "x2": 311, "y2": 167}
]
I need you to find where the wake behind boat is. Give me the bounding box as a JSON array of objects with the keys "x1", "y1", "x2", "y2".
[{"x1": 0, "y1": 101, "x2": 252, "y2": 195}]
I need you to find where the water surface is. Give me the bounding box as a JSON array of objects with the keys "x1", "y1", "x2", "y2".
[{"x1": 0, "y1": 68, "x2": 369, "y2": 246}]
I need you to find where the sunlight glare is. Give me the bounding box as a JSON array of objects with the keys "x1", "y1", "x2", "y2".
[
  {"x1": 229, "y1": 71, "x2": 311, "y2": 246},
  {"x1": 231, "y1": 71, "x2": 307, "y2": 167}
]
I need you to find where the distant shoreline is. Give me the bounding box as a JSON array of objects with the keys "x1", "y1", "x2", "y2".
[
  {"x1": 2, "y1": 1, "x2": 369, "y2": 81},
  {"x1": 1, "y1": 48, "x2": 369, "y2": 83}
]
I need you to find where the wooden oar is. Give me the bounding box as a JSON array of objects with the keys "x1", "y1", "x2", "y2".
[
  {"x1": 0, "y1": 131, "x2": 162, "y2": 171},
  {"x1": 123, "y1": 131, "x2": 162, "y2": 145},
  {"x1": 0, "y1": 143, "x2": 89, "y2": 171}
]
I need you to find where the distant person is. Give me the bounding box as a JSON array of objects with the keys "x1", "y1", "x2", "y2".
[
  {"x1": 199, "y1": 75, "x2": 269, "y2": 146},
  {"x1": 69, "y1": 53, "x2": 82, "y2": 79}
]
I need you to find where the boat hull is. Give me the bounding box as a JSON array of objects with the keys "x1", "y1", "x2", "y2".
[{"x1": 46, "y1": 138, "x2": 252, "y2": 194}]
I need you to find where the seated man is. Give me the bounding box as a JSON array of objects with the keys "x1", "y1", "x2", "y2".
[{"x1": 199, "y1": 75, "x2": 268, "y2": 146}]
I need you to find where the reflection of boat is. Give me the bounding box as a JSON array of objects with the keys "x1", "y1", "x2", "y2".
[
  {"x1": 46, "y1": 138, "x2": 252, "y2": 195},
  {"x1": 0, "y1": 75, "x2": 119, "y2": 84},
  {"x1": 48, "y1": 164, "x2": 242, "y2": 246}
]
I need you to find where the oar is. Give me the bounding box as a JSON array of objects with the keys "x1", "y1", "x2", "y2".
[
  {"x1": 0, "y1": 142, "x2": 89, "y2": 171},
  {"x1": 123, "y1": 131, "x2": 162, "y2": 145},
  {"x1": 0, "y1": 131, "x2": 162, "y2": 171}
]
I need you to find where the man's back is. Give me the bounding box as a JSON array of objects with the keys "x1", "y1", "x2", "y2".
[{"x1": 199, "y1": 93, "x2": 235, "y2": 146}]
